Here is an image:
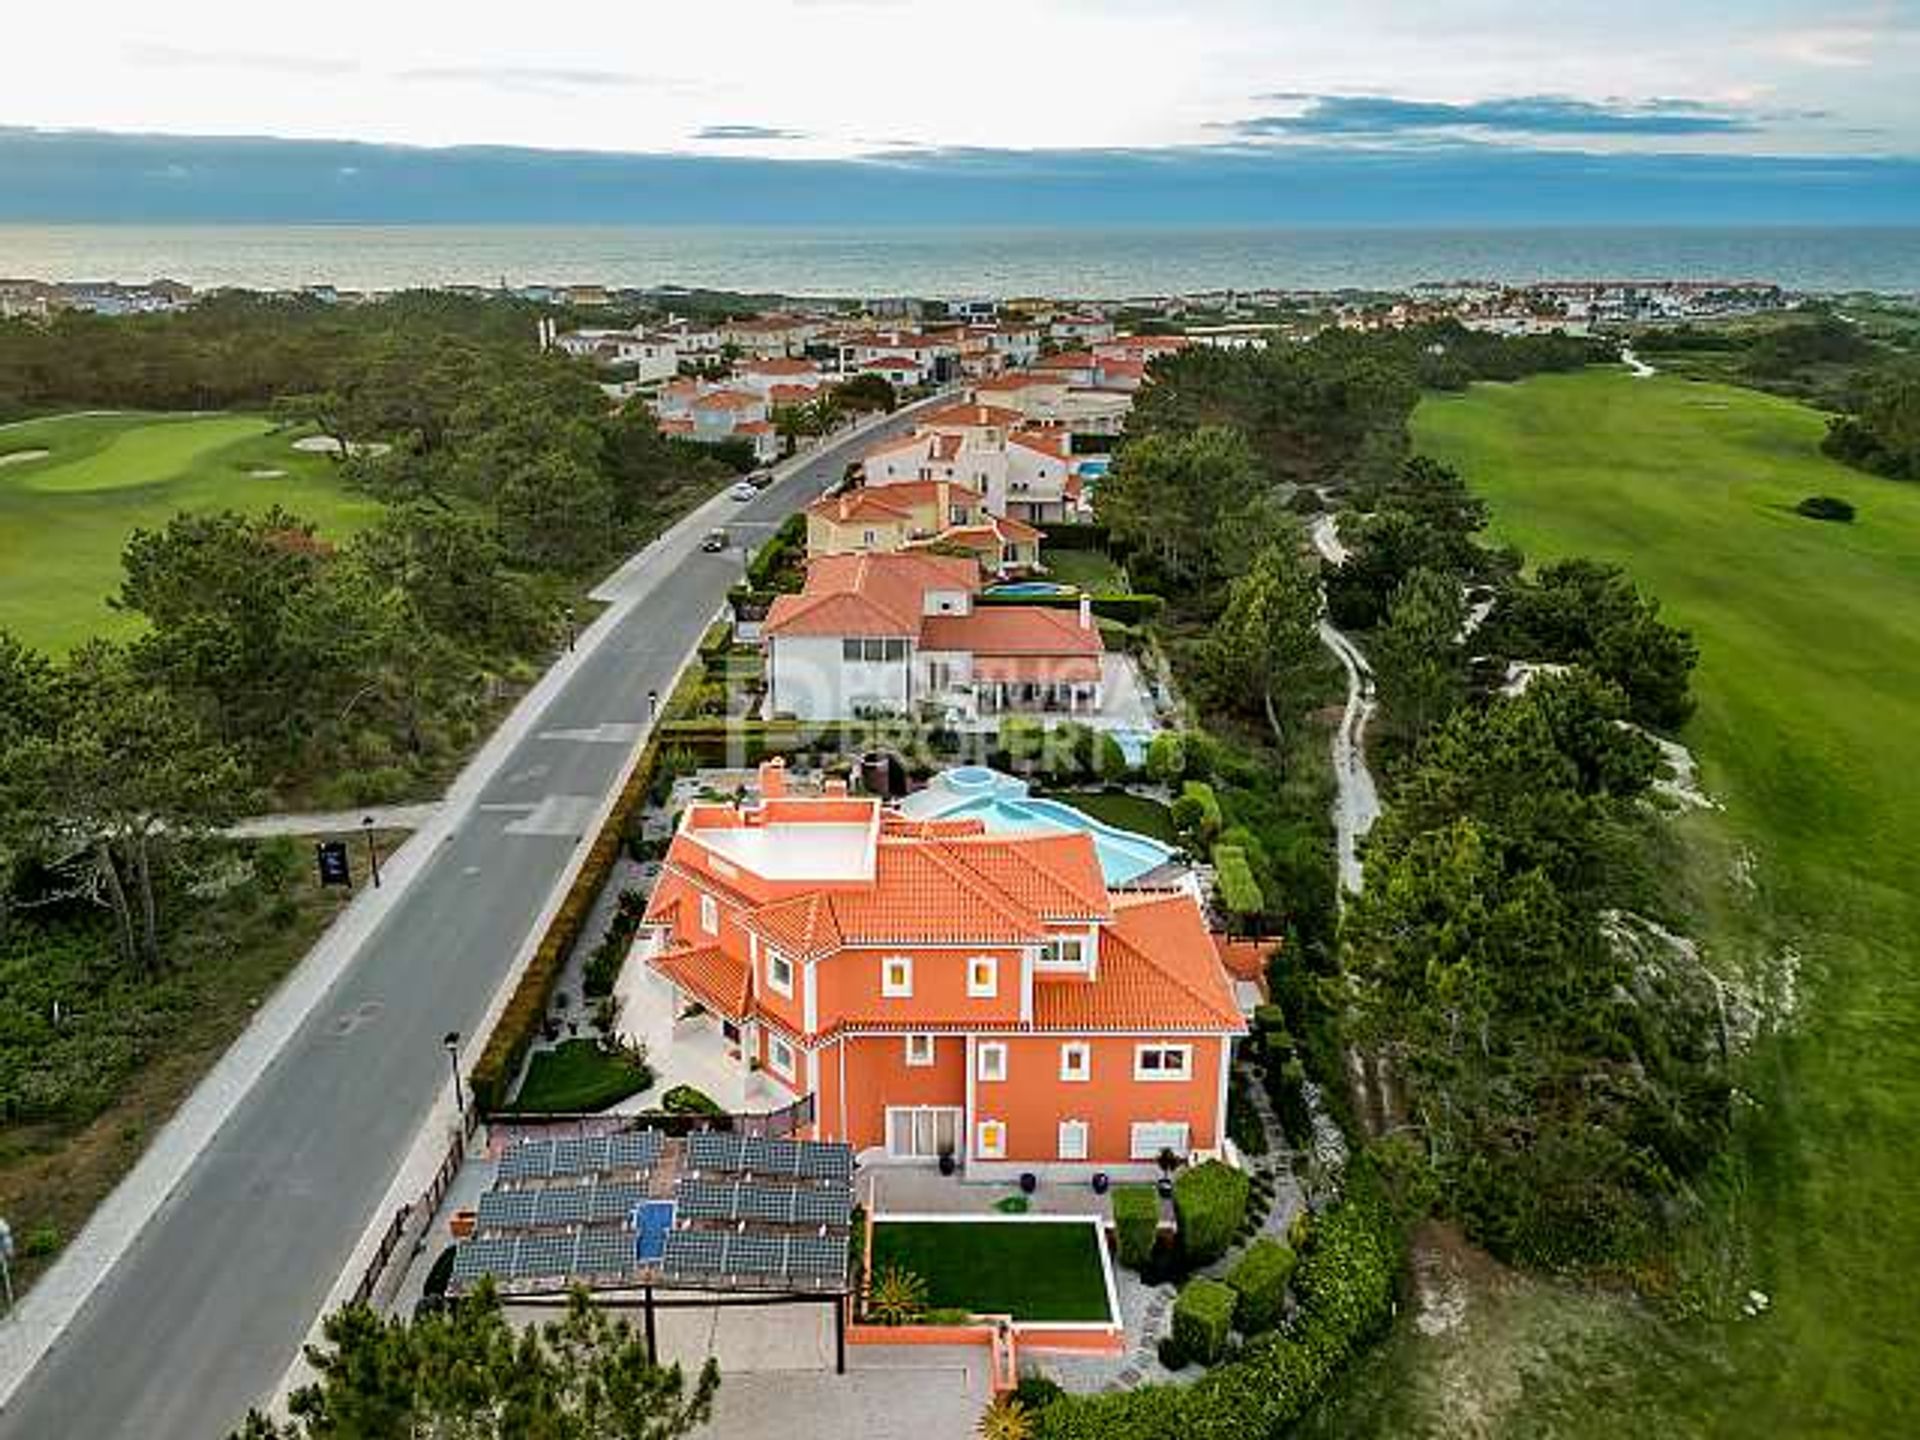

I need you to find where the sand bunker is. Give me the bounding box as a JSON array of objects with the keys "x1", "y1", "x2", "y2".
[
  {"x1": 291, "y1": 436, "x2": 391, "y2": 458},
  {"x1": 0, "y1": 448, "x2": 50, "y2": 467}
]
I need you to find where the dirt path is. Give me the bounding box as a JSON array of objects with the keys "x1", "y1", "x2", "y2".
[{"x1": 1310, "y1": 514, "x2": 1380, "y2": 897}]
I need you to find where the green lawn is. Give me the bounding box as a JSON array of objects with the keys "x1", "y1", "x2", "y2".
[
  {"x1": 0, "y1": 411, "x2": 383, "y2": 653},
  {"x1": 1043, "y1": 547, "x2": 1129, "y2": 593},
  {"x1": 1046, "y1": 789, "x2": 1178, "y2": 843},
  {"x1": 1401, "y1": 368, "x2": 1920, "y2": 1434},
  {"x1": 507, "y1": 1039, "x2": 654, "y2": 1113},
  {"x1": 870, "y1": 1219, "x2": 1113, "y2": 1322}
]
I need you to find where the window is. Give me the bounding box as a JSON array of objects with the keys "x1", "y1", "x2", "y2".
[
  {"x1": 768, "y1": 1033, "x2": 797, "y2": 1078},
  {"x1": 888, "y1": 1106, "x2": 961, "y2": 1159},
  {"x1": 882, "y1": 956, "x2": 913, "y2": 998},
  {"x1": 766, "y1": 948, "x2": 793, "y2": 998},
  {"x1": 1134, "y1": 1044, "x2": 1192, "y2": 1082},
  {"x1": 1058, "y1": 1119, "x2": 1089, "y2": 1161},
  {"x1": 905, "y1": 1034, "x2": 936, "y2": 1067},
  {"x1": 975, "y1": 1119, "x2": 1006, "y2": 1160},
  {"x1": 699, "y1": 893, "x2": 719, "y2": 937},
  {"x1": 1059, "y1": 1042, "x2": 1090, "y2": 1082},
  {"x1": 967, "y1": 955, "x2": 998, "y2": 998},
  {"x1": 977, "y1": 1041, "x2": 1007, "y2": 1082},
  {"x1": 1038, "y1": 937, "x2": 1086, "y2": 971},
  {"x1": 1130, "y1": 1121, "x2": 1191, "y2": 1161},
  {"x1": 862, "y1": 528, "x2": 878, "y2": 547}
]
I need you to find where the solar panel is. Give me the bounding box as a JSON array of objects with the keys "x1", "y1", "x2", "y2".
[
  {"x1": 513, "y1": 1231, "x2": 577, "y2": 1281},
  {"x1": 663, "y1": 1229, "x2": 727, "y2": 1280},
  {"x1": 552, "y1": 1136, "x2": 610, "y2": 1177},
  {"x1": 476, "y1": 1189, "x2": 540, "y2": 1230},
  {"x1": 607, "y1": 1131, "x2": 662, "y2": 1171},
  {"x1": 499, "y1": 1140, "x2": 554, "y2": 1181},
  {"x1": 737, "y1": 1136, "x2": 774, "y2": 1174},
  {"x1": 724, "y1": 1232, "x2": 788, "y2": 1276},
  {"x1": 590, "y1": 1180, "x2": 646, "y2": 1223},
  {"x1": 575, "y1": 1226, "x2": 637, "y2": 1278},
  {"x1": 793, "y1": 1187, "x2": 852, "y2": 1227},
  {"x1": 688, "y1": 1132, "x2": 742, "y2": 1172},
  {"x1": 675, "y1": 1179, "x2": 735, "y2": 1220},
  {"x1": 797, "y1": 1143, "x2": 853, "y2": 1181},
  {"x1": 736, "y1": 1185, "x2": 794, "y2": 1224},
  {"x1": 452, "y1": 1237, "x2": 516, "y2": 1283},
  {"x1": 786, "y1": 1235, "x2": 848, "y2": 1283},
  {"x1": 536, "y1": 1186, "x2": 592, "y2": 1227}
]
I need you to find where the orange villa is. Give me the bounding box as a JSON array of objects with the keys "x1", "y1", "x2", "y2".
[{"x1": 625, "y1": 762, "x2": 1245, "y2": 1180}]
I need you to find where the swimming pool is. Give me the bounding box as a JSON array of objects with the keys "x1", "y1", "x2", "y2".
[
  {"x1": 984, "y1": 580, "x2": 1079, "y2": 598},
  {"x1": 899, "y1": 766, "x2": 1176, "y2": 884}
]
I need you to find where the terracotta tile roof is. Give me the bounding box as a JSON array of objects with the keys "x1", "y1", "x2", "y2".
[
  {"x1": 973, "y1": 654, "x2": 1103, "y2": 684},
  {"x1": 862, "y1": 356, "x2": 923, "y2": 372},
  {"x1": 937, "y1": 832, "x2": 1110, "y2": 921},
  {"x1": 741, "y1": 358, "x2": 817, "y2": 374},
  {"x1": 735, "y1": 420, "x2": 775, "y2": 434},
  {"x1": 655, "y1": 942, "x2": 750, "y2": 1018},
  {"x1": 1038, "y1": 350, "x2": 1097, "y2": 369},
  {"x1": 1212, "y1": 933, "x2": 1278, "y2": 983},
  {"x1": 921, "y1": 403, "x2": 1023, "y2": 430},
  {"x1": 919, "y1": 605, "x2": 1103, "y2": 657},
  {"x1": 1010, "y1": 430, "x2": 1068, "y2": 460},
  {"x1": 1034, "y1": 891, "x2": 1245, "y2": 1032},
  {"x1": 831, "y1": 839, "x2": 1046, "y2": 944},
  {"x1": 768, "y1": 383, "x2": 822, "y2": 404},
  {"x1": 762, "y1": 553, "x2": 980, "y2": 639},
  {"x1": 807, "y1": 489, "x2": 919, "y2": 525},
  {"x1": 658, "y1": 417, "x2": 695, "y2": 435},
  {"x1": 693, "y1": 390, "x2": 763, "y2": 410},
  {"x1": 743, "y1": 892, "x2": 844, "y2": 962}
]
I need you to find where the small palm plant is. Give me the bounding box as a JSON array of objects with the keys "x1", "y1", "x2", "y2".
[
  {"x1": 866, "y1": 1264, "x2": 929, "y2": 1325},
  {"x1": 978, "y1": 1396, "x2": 1034, "y2": 1440}
]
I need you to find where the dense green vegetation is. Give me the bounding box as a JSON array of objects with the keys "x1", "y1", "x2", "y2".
[
  {"x1": 1408, "y1": 368, "x2": 1920, "y2": 1434},
  {"x1": 868, "y1": 1221, "x2": 1112, "y2": 1322},
  {"x1": 234, "y1": 1283, "x2": 718, "y2": 1440},
  {"x1": 504, "y1": 1038, "x2": 654, "y2": 1114},
  {"x1": 0, "y1": 412, "x2": 382, "y2": 653}
]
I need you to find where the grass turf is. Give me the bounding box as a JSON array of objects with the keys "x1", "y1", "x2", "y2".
[
  {"x1": 869, "y1": 1219, "x2": 1112, "y2": 1322},
  {"x1": 0, "y1": 410, "x2": 383, "y2": 653},
  {"x1": 1043, "y1": 547, "x2": 1129, "y2": 593},
  {"x1": 1045, "y1": 788, "x2": 1179, "y2": 843},
  {"x1": 1400, "y1": 367, "x2": 1920, "y2": 1434},
  {"x1": 507, "y1": 1039, "x2": 654, "y2": 1113}
]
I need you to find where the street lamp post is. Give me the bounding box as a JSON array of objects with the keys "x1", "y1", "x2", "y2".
[
  {"x1": 0, "y1": 1217, "x2": 14, "y2": 1316},
  {"x1": 563, "y1": 605, "x2": 576, "y2": 652},
  {"x1": 443, "y1": 1031, "x2": 466, "y2": 1125},
  {"x1": 647, "y1": 689, "x2": 658, "y2": 723},
  {"x1": 362, "y1": 815, "x2": 382, "y2": 889}
]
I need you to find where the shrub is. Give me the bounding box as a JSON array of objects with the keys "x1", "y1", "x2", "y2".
[
  {"x1": 1174, "y1": 1160, "x2": 1250, "y2": 1264},
  {"x1": 1794, "y1": 494, "x2": 1856, "y2": 522},
  {"x1": 1171, "y1": 1278, "x2": 1237, "y2": 1365},
  {"x1": 1171, "y1": 780, "x2": 1222, "y2": 847},
  {"x1": 1212, "y1": 845, "x2": 1265, "y2": 919},
  {"x1": 1145, "y1": 731, "x2": 1187, "y2": 785},
  {"x1": 1112, "y1": 1185, "x2": 1160, "y2": 1270},
  {"x1": 1156, "y1": 1333, "x2": 1189, "y2": 1371},
  {"x1": 1014, "y1": 1376, "x2": 1065, "y2": 1413},
  {"x1": 868, "y1": 1264, "x2": 929, "y2": 1325},
  {"x1": 1226, "y1": 1238, "x2": 1297, "y2": 1335},
  {"x1": 661, "y1": 1084, "x2": 725, "y2": 1116}
]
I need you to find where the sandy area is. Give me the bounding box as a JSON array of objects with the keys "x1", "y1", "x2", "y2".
[
  {"x1": 291, "y1": 436, "x2": 391, "y2": 458},
  {"x1": 0, "y1": 448, "x2": 50, "y2": 467}
]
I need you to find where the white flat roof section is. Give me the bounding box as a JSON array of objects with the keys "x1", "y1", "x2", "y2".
[{"x1": 693, "y1": 823, "x2": 876, "y2": 882}]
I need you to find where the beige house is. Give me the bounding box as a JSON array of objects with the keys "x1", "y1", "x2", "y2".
[{"x1": 805, "y1": 481, "x2": 1041, "y2": 575}]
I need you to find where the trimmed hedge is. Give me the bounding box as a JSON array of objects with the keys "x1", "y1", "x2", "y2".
[
  {"x1": 1036, "y1": 520, "x2": 1110, "y2": 548},
  {"x1": 1174, "y1": 1160, "x2": 1250, "y2": 1264},
  {"x1": 1172, "y1": 780, "x2": 1222, "y2": 845},
  {"x1": 1212, "y1": 845, "x2": 1265, "y2": 917},
  {"x1": 470, "y1": 733, "x2": 662, "y2": 1113},
  {"x1": 973, "y1": 591, "x2": 1164, "y2": 625},
  {"x1": 1034, "y1": 1178, "x2": 1402, "y2": 1440},
  {"x1": 1226, "y1": 1238, "x2": 1297, "y2": 1335},
  {"x1": 1112, "y1": 1185, "x2": 1160, "y2": 1271},
  {"x1": 1171, "y1": 1278, "x2": 1237, "y2": 1365}
]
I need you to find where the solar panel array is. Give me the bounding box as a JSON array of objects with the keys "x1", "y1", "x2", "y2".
[
  {"x1": 452, "y1": 1224, "x2": 643, "y2": 1286},
  {"x1": 675, "y1": 1177, "x2": 852, "y2": 1229},
  {"x1": 659, "y1": 1228, "x2": 849, "y2": 1289},
  {"x1": 475, "y1": 1178, "x2": 649, "y2": 1232},
  {"x1": 685, "y1": 1133, "x2": 853, "y2": 1182},
  {"x1": 497, "y1": 1130, "x2": 662, "y2": 1182}
]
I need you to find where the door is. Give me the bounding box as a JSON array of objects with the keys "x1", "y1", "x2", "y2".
[{"x1": 887, "y1": 1106, "x2": 962, "y2": 1160}]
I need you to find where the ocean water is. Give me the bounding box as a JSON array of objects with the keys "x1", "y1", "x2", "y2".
[{"x1": 1, "y1": 224, "x2": 1916, "y2": 299}]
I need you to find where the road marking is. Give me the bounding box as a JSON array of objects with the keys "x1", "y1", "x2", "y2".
[
  {"x1": 537, "y1": 723, "x2": 647, "y2": 744},
  {"x1": 502, "y1": 795, "x2": 598, "y2": 837}
]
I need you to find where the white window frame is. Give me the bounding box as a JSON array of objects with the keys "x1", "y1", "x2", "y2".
[
  {"x1": 975, "y1": 1119, "x2": 1007, "y2": 1160},
  {"x1": 1057, "y1": 1119, "x2": 1089, "y2": 1161},
  {"x1": 977, "y1": 1041, "x2": 1007, "y2": 1083},
  {"x1": 1134, "y1": 1043, "x2": 1193, "y2": 1082},
  {"x1": 1130, "y1": 1121, "x2": 1191, "y2": 1161},
  {"x1": 766, "y1": 948, "x2": 793, "y2": 998},
  {"x1": 904, "y1": 1033, "x2": 936, "y2": 1068},
  {"x1": 1037, "y1": 936, "x2": 1087, "y2": 973},
  {"x1": 1059, "y1": 1041, "x2": 1090, "y2": 1082},
  {"x1": 882, "y1": 955, "x2": 914, "y2": 998},
  {"x1": 967, "y1": 954, "x2": 998, "y2": 999},
  {"x1": 768, "y1": 1033, "x2": 797, "y2": 1079},
  {"x1": 699, "y1": 893, "x2": 719, "y2": 937}
]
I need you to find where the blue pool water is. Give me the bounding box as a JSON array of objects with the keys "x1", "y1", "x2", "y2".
[
  {"x1": 984, "y1": 580, "x2": 1078, "y2": 598},
  {"x1": 901, "y1": 766, "x2": 1176, "y2": 884},
  {"x1": 633, "y1": 1200, "x2": 675, "y2": 1262}
]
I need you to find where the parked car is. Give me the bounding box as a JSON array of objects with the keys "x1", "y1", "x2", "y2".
[
  {"x1": 701, "y1": 528, "x2": 728, "y2": 553},
  {"x1": 748, "y1": 468, "x2": 776, "y2": 490},
  {"x1": 727, "y1": 481, "x2": 758, "y2": 501}
]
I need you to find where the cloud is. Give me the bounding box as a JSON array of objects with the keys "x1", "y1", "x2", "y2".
[
  {"x1": 695, "y1": 124, "x2": 809, "y2": 141},
  {"x1": 124, "y1": 42, "x2": 358, "y2": 77},
  {"x1": 397, "y1": 64, "x2": 662, "y2": 93},
  {"x1": 1231, "y1": 93, "x2": 1767, "y2": 141}
]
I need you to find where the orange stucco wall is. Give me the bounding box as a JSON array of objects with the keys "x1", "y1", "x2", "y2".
[
  {"x1": 812, "y1": 945, "x2": 1024, "y2": 1029},
  {"x1": 972, "y1": 1034, "x2": 1226, "y2": 1163}
]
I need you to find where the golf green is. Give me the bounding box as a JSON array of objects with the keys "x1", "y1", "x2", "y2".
[{"x1": 0, "y1": 411, "x2": 383, "y2": 653}]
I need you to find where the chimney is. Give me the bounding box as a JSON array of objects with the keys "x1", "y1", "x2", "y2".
[
  {"x1": 1078, "y1": 594, "x2": 1093, "y2": 630},
  {"x1": 759, "y1": 757, "x2": 788, "y2": 799},
  {"x1": 824, "y1": 776, "x2": 849, "y2": 798}
]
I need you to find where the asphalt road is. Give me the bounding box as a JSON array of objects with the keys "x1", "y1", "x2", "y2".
[{"x1": 0, "y1": 411, "x2": 923, "y2": 1440}]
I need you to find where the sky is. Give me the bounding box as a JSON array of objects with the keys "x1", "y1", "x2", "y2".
[{"x1": 2, "y1": 0, "x2": 1916, "y2": 223}]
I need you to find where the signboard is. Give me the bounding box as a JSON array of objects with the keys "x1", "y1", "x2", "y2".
[{"x1": 316, "y1": 840, "x2": 352, "y2": 889}]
